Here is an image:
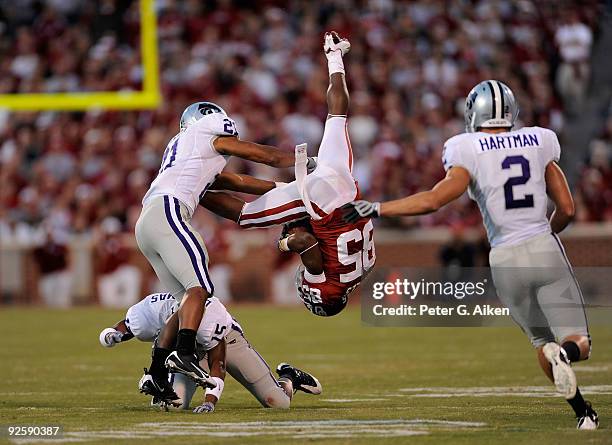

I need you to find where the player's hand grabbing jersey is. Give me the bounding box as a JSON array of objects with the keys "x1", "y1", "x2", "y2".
[{"x1": 443, "y1": 126, "x2": 561, "y2": 247}]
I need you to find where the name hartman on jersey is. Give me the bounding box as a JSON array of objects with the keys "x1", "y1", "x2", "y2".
[
  {"x1": 478, "y1": 133, "x2": 539, "y2": 152},
  {"x1": 373, "y1": 304, "x2": 510, "y2": 317}
]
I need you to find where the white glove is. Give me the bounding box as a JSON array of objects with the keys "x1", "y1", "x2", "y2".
[
  {"x1": 193, "y1": 401, "x2": 215, "y2": 413},
  {"x1": 99, "y1": 328, "x2": 123, "y2": 348}
]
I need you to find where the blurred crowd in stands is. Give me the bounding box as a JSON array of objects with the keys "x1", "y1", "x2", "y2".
[{"x1": 0, "y1": 0, "x2": 610, "y2": 304}]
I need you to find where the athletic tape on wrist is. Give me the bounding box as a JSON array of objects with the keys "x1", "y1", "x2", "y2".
[
  {"x1": 278, "y1": 234, "x2": 293, "y2": 252},
  {"x1": 205, "y1": 377, "x2": 225, "y2": 401}
]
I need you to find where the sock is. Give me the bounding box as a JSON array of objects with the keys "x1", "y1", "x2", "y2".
[
  {"x1": 567, "y1": 387, "x2": 588, "y2": 417},
  {"x1": 561, "y1": 341, "x2": 580, "y2": 362},
  {"x1": 176, "y1": 329, "x2": 197, "y2": 356},
  {"x1": 149, "y1": 347, "x2": 171, "y2": 378},
  {"x1": 327, "y1": 50, "x2": 344, "y2": 75}
]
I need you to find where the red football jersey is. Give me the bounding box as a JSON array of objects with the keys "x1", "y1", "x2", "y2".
[
  {"x1": 310, "y1": 208, "x2": 375, "y2": 288},
  {"x1": 297, "y1": 208, "x2": 375, "y2": 316}
]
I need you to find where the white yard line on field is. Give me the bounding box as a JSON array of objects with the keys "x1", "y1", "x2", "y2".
[
  {"x1": 395, "y1": 385, "x2": 612, "y2": 398},
  {"x1": 322, "y1": 398, "x2": 390, "y2": 402}
]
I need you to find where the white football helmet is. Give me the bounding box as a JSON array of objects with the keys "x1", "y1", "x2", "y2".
[{"x1": 180, "y1": 102, "x2": 227, "y2": 130}]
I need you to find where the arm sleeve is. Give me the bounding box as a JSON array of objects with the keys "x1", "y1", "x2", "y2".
[{"x1": 442, "y1": 137, "x2": 475, "y2": 177}]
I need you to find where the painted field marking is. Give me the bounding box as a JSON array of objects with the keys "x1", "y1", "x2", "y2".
[
  {"x1": 573, "y1": 364, "x2": 610, "y2": 373},
  {"x1": 322, "y1": 398, "x2": 390, "y2": 402},
  {"x1": 395, "y1": 385, "x2": 612, "y2": 398},
  {"x1": 9, "y1": 419, "x2": 486, "y2": 444}
]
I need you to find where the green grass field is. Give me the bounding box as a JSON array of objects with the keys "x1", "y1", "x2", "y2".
[{"x1": 1, "y1": 306, "x2": 611, "y2": 444}]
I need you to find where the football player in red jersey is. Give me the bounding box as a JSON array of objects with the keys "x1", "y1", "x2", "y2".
[{"x1": 200, "y1": 31, "x2": 376, "y2": 316}]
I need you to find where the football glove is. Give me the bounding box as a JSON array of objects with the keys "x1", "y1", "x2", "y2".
[
  {"x1": 193, "y1": 401, "x2": 215, "y2": 414},
  {"x1": 324, "y1": 32, "x2": 350, "y2": 57},
  {"x1": 99, "y1": 328, "x2": 124, "y2": 347},
  {"x1": 341, "y1": 200, "x2": 380, "y2": 223}
]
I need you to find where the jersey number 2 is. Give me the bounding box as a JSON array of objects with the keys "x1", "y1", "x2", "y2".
[{"x1": 502, "y1": 155, "x2": 534, "y2": 209}]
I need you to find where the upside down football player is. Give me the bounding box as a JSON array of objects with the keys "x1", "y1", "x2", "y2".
[
  {"x1": 342, "y1": 80, "x2": 598, "y2": 430},
  {"x1": 99, "y1": 293, "x2": 322, "y2": 412},
  {"x1": 201, "y1": 31, "x2": 376, "y2": 317}
]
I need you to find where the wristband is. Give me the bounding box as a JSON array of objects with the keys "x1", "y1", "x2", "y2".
[
  {"x1": 274, "y1": 182, "x2": 287, "y2": 188},
  {"x1": 205, "y1": 377, "x2": 225, "y2": 402},
  {"x1": 278, "y1": 235, "x2": 293, "y2": 252}
]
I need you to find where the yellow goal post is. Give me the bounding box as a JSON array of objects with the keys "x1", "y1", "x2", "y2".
[{"x1": 0, "y1": 0, "x2": 160, "y2": 111}]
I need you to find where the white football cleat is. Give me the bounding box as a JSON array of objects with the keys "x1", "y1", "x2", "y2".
[
  {"x1": 577, "y1": 401, "x2": 599, "y2": 430},
  {"x1": 324, "y1": 32, "x2": 350, "y2": 57},
  {"x1": 543, "y1": 342, "x2": 577, "y2": 399}
]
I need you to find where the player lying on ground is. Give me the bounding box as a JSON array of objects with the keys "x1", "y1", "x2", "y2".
[
  {"x1": 342, "y1": 80, "x2": 598, "y2": 430},
  {"x1": 135, "y1": 100, "x2": 316, "y2": 402},
  {"x1": 201, "y1": 31, "x2": 376, "y2": 317},
  {"x1": 99, "y1": 293, "x2": 322, "y2": 412}
]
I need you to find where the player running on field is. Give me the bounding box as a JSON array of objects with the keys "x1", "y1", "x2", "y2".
[
  {"x1": 201, "y1": 32, "x2": 376, "y2": 317},
  {"x1": 99, "y1": 293, "x2": 322, "y2": 412},
  {"x1": 342, "y1": 80, "x2": 598, "y2": 430},
  {"x1": 135, "y1": 101, "x2": 315, "y2": 402}
]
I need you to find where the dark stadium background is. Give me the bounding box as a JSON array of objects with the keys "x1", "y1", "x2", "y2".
[{"x1": 0, "y1": 0, "x2": 610, "y2": 309}]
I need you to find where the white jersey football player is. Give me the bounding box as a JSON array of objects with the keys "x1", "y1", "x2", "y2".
[
  {"x1": 135, "y1": 102, "x2": 314, "y2": 402},
  {"x1": 342, "y1": 80, "x2": 598, "y2": 430},
  {"x1": 99, "y1": 293, "x2": 322, "y2": 412}
]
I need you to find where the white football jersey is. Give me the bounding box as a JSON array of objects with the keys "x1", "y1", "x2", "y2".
[
  {"x1": 442, "y1": 126, "x2": 561, "y2": 247},
  {"x1": 125, "y1": 293, "x2": 177, "y2": 342},
  {"x1": 142, "y1": 113, "x2": 239, "y2": 216},
  {"x1": 195, "y1": 297, "x2": 239, "y2": 351},
  {"x1": 125, "y1": 294, "x2": 239, "y2": 351}
]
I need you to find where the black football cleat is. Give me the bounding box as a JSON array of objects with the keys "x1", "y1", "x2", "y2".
[
  {"x1": 165, "y1": 351, "x2": 217, "y2": 388},
  {"x1": 276, "y1": 362, "x2": 322, "y2": 395},
  {"x1": 138, "y1": 368, "x2": 181, "y2": 407},
  {"x1": 577, "y1": 401, "x2": 599, "y2": 430}
]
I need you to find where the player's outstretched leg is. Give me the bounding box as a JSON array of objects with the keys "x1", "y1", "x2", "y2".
[
  {"x1": 324, "y1": 31, "x2": 350, "y2": 117},
  {"x1": 276, "y1": 363, "x2": 322, "y2": 395}
]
